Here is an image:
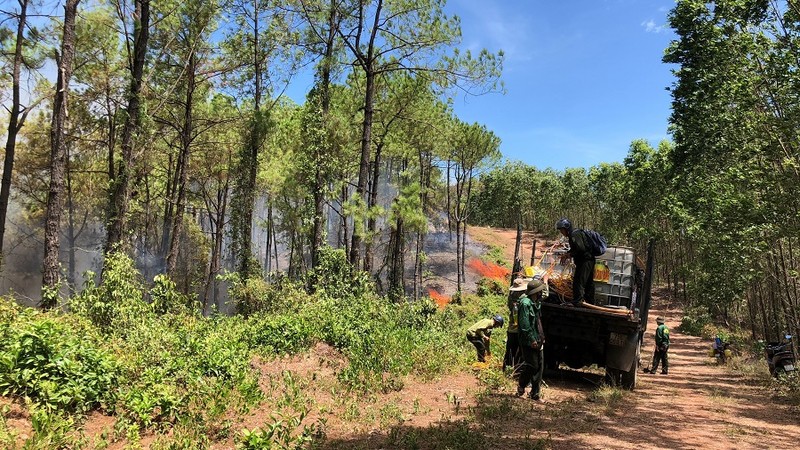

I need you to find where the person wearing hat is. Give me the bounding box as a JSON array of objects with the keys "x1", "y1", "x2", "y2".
[
  {"x1": 503, "y1": 278, "x2": 529, "y2": 373},
  {"x1": 644, "y1": 316, "x2": 670, "y2": 374},
  {"x1": 517, "y1": 277, "x2": 548, "y2": 400},
  {"x1": 466, "y1": 314, "x2": 504, "y2": 362}
]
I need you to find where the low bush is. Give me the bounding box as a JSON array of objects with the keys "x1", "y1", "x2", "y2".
[
  {"x1": 245, "y1": 313, "x2": 314, "y2": 355},
  {"x1": 0, "y1": 303, "x2": 118, "y2": 414}
]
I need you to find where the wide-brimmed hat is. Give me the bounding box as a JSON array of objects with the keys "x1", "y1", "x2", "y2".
[
  {"x1": 526, "y1": 279, "x2": 547, "y2": 296},
  {"x1": 509, "y1": 277, "x2": 528, "y2": 292},
  {"x1": 656, "y1": 316, "x2": 665, "y2": 324}
]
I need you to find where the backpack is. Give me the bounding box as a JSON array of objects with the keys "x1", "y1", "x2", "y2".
[{"x1": 581, "y1": 229, "x2": 607, "y2": 257}]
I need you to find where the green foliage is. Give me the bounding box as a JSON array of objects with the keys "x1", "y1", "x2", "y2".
[
  {"x1": 26, "y1": 407, "x2": 80, "y2": 449},
  {"x1": 224, "y1": 272, "x2": 308, "y2": 317},
  {"x1": 223, "y1": 272, "x2": 274, "y2": 317},
  {"x1": 0, "y1": 303, "x2": 118, "y2": 414},
  {"x1": 244, "y1": 314, "x2": 314, "y2": 356},
  {"x1": 677, "y1": 305, "x2": 713, "y2": 336},
  {"x1": 304, "y1": 246, "x2": 373, "y2": 299},
  {"x1": 476, "y1": 277, "x2": 506, "y2": 297},
  {"x1": 150, "y1": 274, "x2": 194, "y2": 315},
  {"x1": 483, "y1": 245, "x2": 508, "y2": 267},
  {"x1": 237, "y1": 410, "x2": 316, "y2": 450},
  {"x1": 70, "y1": 252, "x2": 147, "y2": 332}
]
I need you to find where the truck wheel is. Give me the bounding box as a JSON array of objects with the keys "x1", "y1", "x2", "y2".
[
  {"x1": 621, "y1": 340, "x2": 641, "y2": 390},
  {"x1": 621, "y1": 365, "x2": 637, "y2": 390}
]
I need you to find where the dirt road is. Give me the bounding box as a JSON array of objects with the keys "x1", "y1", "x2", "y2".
[{"x1": 490, "y1": 310, "x2": 800, "y2": 449}]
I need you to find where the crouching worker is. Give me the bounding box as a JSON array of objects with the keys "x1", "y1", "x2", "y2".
[
  {"x1": 517, "y1": 278, "x2": 548, "y2": 401},
  {"x1": 467, "y1": 315, "x2": 504, "y2": 362}
]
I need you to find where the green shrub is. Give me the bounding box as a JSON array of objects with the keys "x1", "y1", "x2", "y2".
[
  {"x1": 70, "y1": 252, "x2": 148, "y2": 333},
  {"x1": 677, "y1": 305, "x2": 712, "y2": 335},
  {"x1": 476, "y1": 277, "x2": 506, "y2": 297},
  {"x1": 223, "y1": 272, "x2": 273, "y2": 317},
  {"x1": 238, "y1": 410, "x2": 317, "y2": 449},
  {"x1": 305, "y1": 246, "x2": 373, "y2": 300},
  {"x1": 150, "y1": 274, "x2": 195, "y2": 315},
  {"x1": 484, "y1": 245, "x2": 509, "y2": 267},
  {"x1": 245, "y1": 314, "x2": 314, "y2": 355},
  {"x1": 0, "y1": 308, "x2": 118, "y2": 413}
]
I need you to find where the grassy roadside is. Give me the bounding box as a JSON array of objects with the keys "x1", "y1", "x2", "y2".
[{"x1": 0, "y1": 249, "x2": 513, "y2": 449}]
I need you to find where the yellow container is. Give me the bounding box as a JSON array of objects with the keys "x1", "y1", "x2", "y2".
[{"x1": 523, "y1": 266, "x2": 535, "y2": 277}]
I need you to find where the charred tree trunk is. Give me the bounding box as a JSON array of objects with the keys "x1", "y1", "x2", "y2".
[{"x1": 42, "y1": 0, "x2": 81, "y2": 306}]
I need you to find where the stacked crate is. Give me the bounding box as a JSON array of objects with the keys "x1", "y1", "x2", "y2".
[{"x1": 593, "y1": 246, "x2": 636, "y2": 308}]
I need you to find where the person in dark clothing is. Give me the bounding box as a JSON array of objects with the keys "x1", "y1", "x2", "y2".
[
  {"x1": 556, "y1": 218, "x2": 596, "y2": 305},
  {"x1": 467, "y1": 315, "x2": 504, "y2": 362},
  {"x1": 517, "y1": 278, "x2": 548, "y2": 401},
  {"x1": 644, "y1": 316, "x2": 670, "y2": 374},
  {"x1": 503, "y1": 277, "x2": 528, "y2": 374}
]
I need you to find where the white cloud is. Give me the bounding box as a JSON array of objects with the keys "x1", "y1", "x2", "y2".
[{"x1": 641, "y1": 19, "x2": 666, "y2": 34}]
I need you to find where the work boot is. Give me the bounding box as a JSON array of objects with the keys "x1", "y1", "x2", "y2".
[
  {"x1": 516, "y1": 387, "x2": 525, "y2": 397},
  {"x1": 642, "y1": 368, "x2": 651, "y2": 373},
  {"x1": 661, "y1": 370, "x2": 668, "y2": 375}
]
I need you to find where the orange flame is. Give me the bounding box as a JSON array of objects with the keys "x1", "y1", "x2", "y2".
[
  {"x1": 428, "y1": 289, "x2": 450, "y2": 308},
  {"x1": 468, "y1": 259, "x2": 511, "y2": 281}
]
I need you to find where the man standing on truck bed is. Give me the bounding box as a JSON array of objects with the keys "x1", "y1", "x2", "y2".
[{"x1": 557, "y1": 218, "x2": 596, "y2": 305}]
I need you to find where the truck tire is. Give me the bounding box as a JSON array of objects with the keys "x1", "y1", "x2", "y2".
[{"x1": 621, "y1": 340, "x2": 642, "y2": 390}]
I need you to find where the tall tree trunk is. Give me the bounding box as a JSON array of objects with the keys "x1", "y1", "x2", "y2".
[
  {"x1": 106, "y1": 0, "x2": 150, "y2": 254},
  {"x1": 42, "y1": 0, "x2": 81, "y2": 306},
  {"x1": 455, "y1": 218, "x2": 462, "y2": 294},
  {"x1": 265, "y1": 200, "x2": 273, "y2": 273},
  {"x1": 364, "y1": 143, "x2": 383, "y2": 275},
  {"x1": 166, "y1": 53, "x2": 196, "y2": 276},
  {"x1": 1, "y1": 0, "x2": 31, "y2": 259},
  {"x1": 203, "y1": 182, "x2": 228, "y2": 316},
  {"x1": 340, "y1": 183, "x2": 349, "y2": 254},
  {"x1": 387, "y1": 214, "x2": 404, "y2": 299},
  {"x1": 66, "y1": 144, "x2": 76, "y2": 291},
  {"x1": 349, "y1": 68, "x2": 375, "y2": 268},
  {"x1": 161, "y1": 152, "x2": 176, "y2": 260},
  {"x1": 311, "y1": 2, "x2": 337, "y2": 268},
  {"x1": 446, "y1": 159, "x2": 452, "y2": 240}
]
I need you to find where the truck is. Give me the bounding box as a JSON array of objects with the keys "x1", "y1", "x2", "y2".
[{"x1": 538, "y1": 240, "x2": 654, "y2": 390}]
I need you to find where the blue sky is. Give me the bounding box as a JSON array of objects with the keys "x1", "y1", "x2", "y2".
[{"x1": 446, "y1": 0, "x2": 677, "y2": 170}]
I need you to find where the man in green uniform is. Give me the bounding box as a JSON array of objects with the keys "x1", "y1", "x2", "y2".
[
  {"x1": 466, "y1": 314, "x2": 504, "y2": 362},
  {"x1": 556, "y1": 218, "x2": 596, "y2": 305},
  {"x1": 517, "y1": 278, "x2": 548, "y2": 400},
  {"x1": 503, "y1": 277, "x2": 528, "y2": 373},
  {"x1": 644, "y1": 316, "x2": 670, "y2": 374}
]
